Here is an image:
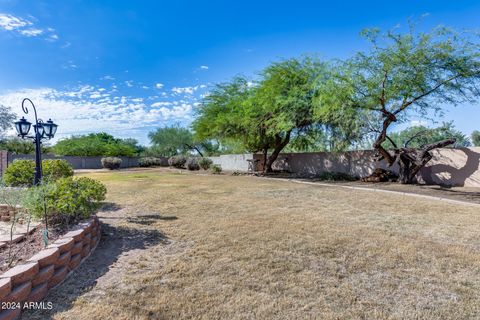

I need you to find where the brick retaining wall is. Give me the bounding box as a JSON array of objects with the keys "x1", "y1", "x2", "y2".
[{"x1": 0, "y1": 216, "x2": 101, "y2": 320}]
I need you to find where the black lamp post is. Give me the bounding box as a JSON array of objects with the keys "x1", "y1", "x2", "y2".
[{"x1": 14, "y1": 98, "x2": 58, "y2": 185}]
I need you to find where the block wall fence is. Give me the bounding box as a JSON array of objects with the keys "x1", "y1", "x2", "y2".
[
  {"x1": 209, "y1": 147, "x2": 480, "y2": 187},
  {"x1": 2, "y1": 148, "x2": 479, "y2": 187},
  {"x1": 0, "y1": 216, "x2": 101, "y2": 320}
]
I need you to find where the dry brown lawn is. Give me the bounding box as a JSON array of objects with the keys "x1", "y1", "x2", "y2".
[{"x1": 26, "y1": 168, "x2": 480, "y2": 320}]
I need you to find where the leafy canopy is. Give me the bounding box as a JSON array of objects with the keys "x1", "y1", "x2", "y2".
[
  {"x1": 472, "y1": 131, "x2": 480, "y2": 147},
  {"x1": 384, "y1": 122, "x2": 471, "y2": 149},
  {"x1": 195, "y1": 57, "x2": 334, "y2": 155},
  {"x1": 316, "y1": 24, "x2": 480, "y2": 164},
  {"x1": 53, "y1": 132, "x2": 138, "y2": 157},
  {"x1": 0, "y1": 104, "x2": 15, "y2": 138}
]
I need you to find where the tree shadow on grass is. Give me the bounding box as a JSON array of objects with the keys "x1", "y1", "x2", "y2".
[
  {"x1": 22, "y1": 220, "x2": 169, "y2": 319},
  {"x1": 99, "y1": 202, "x2": 123, "y2": 212},
  {"x1": 127, "y1": 214, "x2": 178, "y2": 226}
]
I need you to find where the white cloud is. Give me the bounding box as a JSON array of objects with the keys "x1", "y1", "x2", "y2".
[
  {"x1": 151, "y1": 102, "x2": 172, "y2": 107},
  {"x1": 62, "y1": 60, "x2": 77, "y2": 70},
  {"x1": 0, "y1": 14, "x2": 30, "y2": 31},
  {"x1": 0, "y1": 13, "x2": 58, "y2": 41},
  {"x1": 409, "y1": 120, "x2": 428, "y2": 127},
  {"x1": 155, "y1": 83, "x2": 164, "y2": 89},
  {"x1": 200, "y1": 65, "x2": 209, "y2": 70},
  {"x1": 125, "y1": 80, "x2": 133, "y2": 87},
  {"x1": 0, "y1": 85, "x2": 196, "y2": 143},
  {"x1": 171, "y1": 85, "x2": 208, "y2": 95},
  {"x1": 101, "y1": 75, "x2": 115, "y2": 80},
  {"x1": 19, "y1": 28, "x2": 43, "y2": 37}
]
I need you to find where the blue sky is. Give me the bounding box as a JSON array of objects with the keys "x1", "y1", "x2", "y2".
[{"x1": 0, "y1": 0, "x2": 479, "y2": 145}]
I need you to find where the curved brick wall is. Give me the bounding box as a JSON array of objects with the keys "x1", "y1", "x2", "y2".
[{"x1": 0, "y1": 216, "x2": 100, "y2": 320}]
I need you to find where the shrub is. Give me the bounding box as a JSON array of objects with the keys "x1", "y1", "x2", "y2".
[
  {"x1": 186, "y1": 157, "x2": 200, "y2": 170},
  {"x1": 3, "y1": 160, "x2": 35, "y2": 187},
  {"x1": 198, "y1": 157, "x2": 213, "y2": 170},
  {"x1": 138, "y1": 157, "x2": 168, "y2": 167},
  {"x1": 24, "y1": 177, "x2": 107, "y2": 224},
  {"x1": 3, "y1": 159, "x2": 74, "y2": 187},
  {"x1": 168, "y1": 155, "x2": 187, "y2": 168},
  {"x1": 101, "y1": 157, "x2": 122, "y2": 170},
  {"x1": 211, "y1": 164, "x2": 222, "y2": 174},
  {"x1": 43, "y1": 159, "x2": 74, "y2": 182}
]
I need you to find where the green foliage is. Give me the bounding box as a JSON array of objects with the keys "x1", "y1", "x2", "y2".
[
  {"x1": 211, "y1": 164, "x2": 222, "y2": 174},
  {"x1": 384, "y1": 122, "x2": 471, "y2": 149},
  {"x1": 24, "y1": 177, "x2": 106, "y2": 223},
  {"x1": 101, "y1": 157, "x2": 122, "y2": 170},
  {"x1": 168, "y1": 155, "x2": 187, "y2": 168},
  {"x1": 472, "y1": 131, "x2": 480, "y2": 147},
  {"x1": 0, "y1": 105, "x2": 15, "y2": 138},
  {"x1": 186, "y1": 157, "x2": 200, "y2": 170},
  {"x1": 198, "y1": 157, "x2": 213, "y2": 170},
  {"x1": 3, "y1": 160, "x2": 35, "y2": 187},
  {"x1": 148, "y1": 125, "x2": 196, "y2": 157},
  {"x1": 0, "y1": 137, "x2": 52, "y2": 154},
  {"x1": 318, "y1": 24, "x2": 480, "y2": 146},
  {"x1": 53, "y1": 132, "x2": 138, "y2": 157},
  {"x1": 194, "y1": 57, "x2": 340, "y2": 171},
  {"x1": 4, "y1": 159, "x2": 74, "y2": 186},
  {"x1": 138, "y1": 157, "x2": 168, "y2": 167},
  {"x1": 42, "y1": 159, "x2": 74, "y2": 182}
]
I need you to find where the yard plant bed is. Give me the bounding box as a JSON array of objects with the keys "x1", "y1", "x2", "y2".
[
  {"x1": 0, "y1": 216, "x2": 101, "y2": 320},
  {"x1": 0, "y1": 227, "x2": 63, "y2": 273}
]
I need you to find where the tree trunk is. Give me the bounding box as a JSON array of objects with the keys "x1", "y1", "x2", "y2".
[
  {"x1": 396, "y1": 138, "x2": 456, "y2": 184},
  {"x1": 264, "y1": 131, "x2": 291, "y2": 173},
  {"x1": 262, "y1": 148, "x2": 268, "y2": 173}
]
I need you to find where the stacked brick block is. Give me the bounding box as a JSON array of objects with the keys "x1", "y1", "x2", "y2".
[
  {"x1": 0, "y1": 216, "x2": 100, "y2": 320},
  {"x1": 0, "y1": 205, "x2": 18, "y2": 223}
]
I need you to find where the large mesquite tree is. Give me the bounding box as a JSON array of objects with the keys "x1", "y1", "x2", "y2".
[
  {"x1": 318, "y1": 26, "x2": 480, "y2": 183},
  {"x1": 194, "y1": 58, "x2": 328, "y2": 172}
]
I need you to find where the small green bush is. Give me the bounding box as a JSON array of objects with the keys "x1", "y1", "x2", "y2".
[
  {"x1": 24, "y1": 176, "x2": 107, "y2": 224},
  {"x1": 168, "y1": 155, "x2": 187, "y2": 168},
  {"x1": 211, "y1": 164, "x2": 222, "y2": 174},
  {"x1": 43, "y1": 159, "x2": 74, "y2": 182},
  {"x1": 138, "y1": 157, "x2": 168, "y2": 167},
  {"x1": 198, "y1": 157, "x2": 213, "y2": 170},
  {"x1": 4, "y1": 159, "x2": 75, "y2": 187},
  {"x1": 101, "y1": 157, "x2": 122, "y2": 170},
  {"x1": 3, "y1": 160, "x2": 35, "y2": 187},
  {"x1": 186, "y1": 157, "x2": 200, "y2": 170}
]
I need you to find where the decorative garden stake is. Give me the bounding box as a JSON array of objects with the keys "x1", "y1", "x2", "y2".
[{"x1": 14, "y1": 98, "x2": 58, "y2": 245}]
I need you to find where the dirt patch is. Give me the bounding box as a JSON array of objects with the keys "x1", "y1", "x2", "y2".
[{"x1": 0, "y1": 226, "x2": 65, "y2": 272}]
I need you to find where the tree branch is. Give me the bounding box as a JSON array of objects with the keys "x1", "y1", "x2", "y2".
[{"x1": 393, "y1": 74, "x2": 464, "y2": 115}]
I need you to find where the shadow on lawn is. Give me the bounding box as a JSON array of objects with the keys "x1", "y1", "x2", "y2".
[
  {"x1": 22, "y1": 218, "x2": 169, "y2": 319},
  {"x1": 127, "y1": 214, "x2": 178, "y2": 226}
]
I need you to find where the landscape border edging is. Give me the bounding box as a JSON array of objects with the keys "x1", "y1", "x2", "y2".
[{"x1": 0, "y1": 215, "x2": 101, "y2": 320}]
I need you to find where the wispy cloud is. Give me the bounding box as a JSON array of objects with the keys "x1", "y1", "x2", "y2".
[
  {"x1": 0, "y1": 84, "x2": 198, "y2": 144},
  {"x1": 172, "y1": 85, "x2": 206, "y2": 95},
  {"x1": 155, "y1": 83, "x2": 164, "y2": 89},
  {"x1": 199, "y1": 65, "x2": 209, "y2": 70},
  {"x1": 0, "y1": 13, "x2": 58, "y2": 41}
]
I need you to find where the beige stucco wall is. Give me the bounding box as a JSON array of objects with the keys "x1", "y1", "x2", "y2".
[
  {"x1": 417, "y1": 147, "x2": 480, "y2": 187},
  {"x1": 251, "y1": 147, "x2": 480, "y2": 187}
]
